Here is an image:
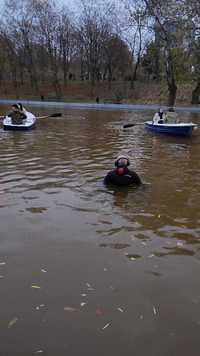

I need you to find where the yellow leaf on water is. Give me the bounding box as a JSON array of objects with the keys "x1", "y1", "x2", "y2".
[
  {"x1": 8, "y1": 317, "x2": 18, "y2": 328},
  {"x1": 64, "y1": 307, "x2": 77, "y2": 312},
  {"x1": 31, "y1": 285, "x2": 41, "y2": 289}
]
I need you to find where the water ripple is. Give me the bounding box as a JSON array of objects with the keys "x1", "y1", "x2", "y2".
[{"x1": 0, "y1": 109, "x2": 199, "y2": 260}]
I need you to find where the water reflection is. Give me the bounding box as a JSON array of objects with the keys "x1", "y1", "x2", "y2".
[
  {"x1": 154, "y1": 246, "x2": 195, "y2": 257},
  {"x1": 99, "y1": 243, "x2": 131, "y2": 249}
]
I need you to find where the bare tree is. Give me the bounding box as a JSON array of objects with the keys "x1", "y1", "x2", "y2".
[
  {"x1": 141, "y1": 0, "x2": 182, "y2": 106},
  {"x1": 124, "y1": 2, "x2": 149, "y2": 89},
  {"x1": 0, "y1": 0, "x2": 195, "y2": 105},
  {"x1": 3, "y1": 0, "x2": 39, "y2": 90},
  {"x1": 0, "y1": 30, "x2": 19, "y2": 91},
  {"x1": 33, "y1": 0, "x2": 62, "y2": 98},
  {"x1": 183, "y1": 0, "x2": 200, "y2": 104},
  {"x1": 77, "y1": 0, "x2": 114, "y2": 92},
  {"x1": 57, "y1": 7, "x2": 75, "y2": 85},
  {"x1": 103, "y1": 35, "x2": 132, "y2": 84}
]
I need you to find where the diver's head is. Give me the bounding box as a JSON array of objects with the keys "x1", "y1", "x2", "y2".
[{"x1": 115, "y1": 155, "x2": 130, "y2": 172}]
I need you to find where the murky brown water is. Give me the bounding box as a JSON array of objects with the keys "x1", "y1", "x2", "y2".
[{"x1": 1, "y1": 106, "x2": 200, "y2": 355}]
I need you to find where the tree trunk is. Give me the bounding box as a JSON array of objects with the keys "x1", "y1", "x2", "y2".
[
  {"x1": 63, "y1": 59, "x2": 67, "y2": 85},
  {"x1": 107, "y1": 64, "x2": 112, "y2": 90},
  {"x1": 165, "y1": 49, "x2": 177, "y2": 107},
  {"x1": 167, "y1": 79, "x2": 177, "y2": 107},
  {"x1": 28, "y1": 68, "x2": 38, "y2": 91},
  {"x1": 130, "y1": 75, "x2": 134, "y2": 90},
  {"x1": 19, "y1": 67, "x2": 24, "y2": 86},
  {"x1": 63, "y1": 50, "x2": 69, "y2": 85},
  {"x1": 154, "y1": 49, "x2": 160, "y2": 81},
  {"x1": 133, "y1": 60, "x2": 139, "y2": 81},
  {"x1": 53, "y1": 73, "x2": 62, "y2": 100},
  {"x1": 191, "y1": 80, "x2": 200, "y2": 104}
]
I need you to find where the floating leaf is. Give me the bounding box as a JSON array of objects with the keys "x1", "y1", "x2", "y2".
[
  {"x1": 80, "y1": 303, "x2": 86, "y2": 307},
  {"x1": 126, "y1": 254, "x2": 141, "y2": 260},
  {"x1": 31, "y1": 285, "x2": 41, "y2": 289},
  {"x1": 177, "y1": 242, "x2": 184, "y2": 247},
  {"x1": 153, "y1": 306, "x2": 157, "y2": 315},
  {"x1": 64, "y1": 307, "x2": 77, "y2": 312},
  {"x1": 34, "y1": 351, "x2": 44, "y2": 354},
  {"x1": 8, "y1": 317, "x2": 18, "y2": 328},
  {"x1": 102, "y1": 323, "x2": 111, "y2": 330}
]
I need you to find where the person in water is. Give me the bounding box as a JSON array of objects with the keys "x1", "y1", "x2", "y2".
[
  {"x1": 8, "y1": 103, "x2": 27, "y2": 125},
  {"x1": 104, "y1": 155, "x2": 141, "y2": 186}
]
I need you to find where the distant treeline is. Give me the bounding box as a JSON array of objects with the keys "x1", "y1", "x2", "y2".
[{"x1": 1, "y1": 0, "x2": 200, "y2": 105}]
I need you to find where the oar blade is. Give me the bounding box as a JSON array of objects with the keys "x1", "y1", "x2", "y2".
[
  {"x1": 123, "y1": 123, "x2": 135, "y2": 129},
  {"x1": 49, "y1": 113, "x2": 62, "y2": 118}
]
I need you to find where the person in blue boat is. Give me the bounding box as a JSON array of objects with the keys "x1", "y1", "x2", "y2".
[
  {"x1": 104, "y1": 155, "x2": 141, "y2": 186},
  {"x1": 8, "y1": 103, "x2": 26, "y2": 125},
  {"x1": 153, "y1": 108, "x2": 167, "y2": 124}
]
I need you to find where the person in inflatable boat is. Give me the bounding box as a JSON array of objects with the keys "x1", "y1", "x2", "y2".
[
  {"x1": 17, "y1": 102, "x2": 27, "y2": 114},
  {"x1": 8, "y1": 103, "x2": 27, "y2": 125},
  {"x1": 104, "y1": 155, "x2": 141, "y2": 186}
]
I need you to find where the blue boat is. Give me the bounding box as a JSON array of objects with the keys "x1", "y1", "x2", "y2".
[{"x1": 145, "y1": 121, "x2": 197, "y2": 137}]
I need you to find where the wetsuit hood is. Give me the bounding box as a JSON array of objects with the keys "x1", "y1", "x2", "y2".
[{"x1": 115, "y1": 155, "x2": 130, "y2": 168}]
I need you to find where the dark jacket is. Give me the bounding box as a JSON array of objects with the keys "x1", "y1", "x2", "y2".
[
  {"x1": 104, "y1": 168, "x2": 141, "y2": 186},
  {"x1": 8, "y1": 111, "x2": 26, "y2": 125}
]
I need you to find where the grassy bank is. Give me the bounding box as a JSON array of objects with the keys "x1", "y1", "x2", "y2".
[{"x1": 0, "y1": 81, "x2": 196, "y2": 106}]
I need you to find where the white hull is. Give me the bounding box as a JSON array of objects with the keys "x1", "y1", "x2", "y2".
[{"x1": 3, "y1": 111, "x2": 36, "y2": 130}]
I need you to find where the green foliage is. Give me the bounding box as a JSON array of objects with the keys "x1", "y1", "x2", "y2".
[
  {"x1": 142, "y1": 41, "x2": 193, "y2": 83},
  {"x1": 141, "y1": 42, "x2": 161, "y2": 79},
  {"x1": 171, "y1": 48, "x2": 192, "y2": 82}
]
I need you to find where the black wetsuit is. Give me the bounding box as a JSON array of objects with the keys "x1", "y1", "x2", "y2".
[
  {"x1": 158, "y1": 112, "x2": 164, "y2": 124},
  {"x1": 104, "y1": 167, "x2": 141, "y2": 186},
  {"x1": 8, "y1": 111, "x2": 26, "y2": 125}
]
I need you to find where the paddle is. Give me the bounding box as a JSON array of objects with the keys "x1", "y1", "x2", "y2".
[
  {"x1": 123, "y1": 123, "x2": 143, "y2": 129},
  {"x1": 36, "y1": 113, "x2": 62, "y2": 119}
]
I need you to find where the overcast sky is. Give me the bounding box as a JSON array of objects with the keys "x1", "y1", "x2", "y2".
[
  {"x1": 58, "y1": 0, "x2": 79, "y2": 10},
  {"x1": 0, "y1": 0, "x2": 118, "y2": 11},
  {"x1": 0, "y1": 0, "x2": 79, "y2": 9}
]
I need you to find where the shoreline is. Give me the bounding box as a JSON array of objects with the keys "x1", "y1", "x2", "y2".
[{"x1": 0, "y1": 99, "x2": 200, "y2": 113}]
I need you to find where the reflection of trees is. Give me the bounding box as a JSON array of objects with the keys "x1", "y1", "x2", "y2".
[{"x1": 141, "y1": 132, "x2": 200, "y2": 226}]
